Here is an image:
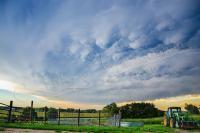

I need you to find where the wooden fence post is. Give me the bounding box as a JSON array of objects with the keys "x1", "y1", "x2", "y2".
[
  {"x1": 30, "y1": 100, "x2": 33, "y2": 123},
  {"x1": 44, "y1": 106, "x2": 47, "y2": 124},
  {"x1": 78, "y1": 109, "x2": 80, "y2": 126},
  {"x1": 8, "y1": 100, "x2": 13, "y2": 122},
  {"x1": 58, "y1": 108, "x2": 60, "y2": 125},
  {"x1": 98, "y1": 110, "x2": 101, "y2": 126}
]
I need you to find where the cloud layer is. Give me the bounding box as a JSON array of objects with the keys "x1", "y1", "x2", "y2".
[{"x1": 0, "y1": 0, "x2": 200, "y2": 104}]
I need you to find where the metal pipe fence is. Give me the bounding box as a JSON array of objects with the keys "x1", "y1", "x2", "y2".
[{"x1": 0, "y1": 100, "x2": 120, "y2": 126}]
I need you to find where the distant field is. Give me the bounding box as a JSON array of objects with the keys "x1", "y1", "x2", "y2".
[
  {"x1": 0, "y1": 110, "x2": 111, "y2": 118},
  {"x1": 0, "y1": 110, "x2": 21, "y2": 116},
  {"x1": 37, "y1": 112, "x2": 111, "y2": 118},
  {"x1": 122, "y1": 117, "x2": 163, "y2": 124}
]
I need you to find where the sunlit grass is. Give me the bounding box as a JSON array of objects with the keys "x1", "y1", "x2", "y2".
[{"x1": 0, "y1": 122, "x2": 174, "y2": 133}]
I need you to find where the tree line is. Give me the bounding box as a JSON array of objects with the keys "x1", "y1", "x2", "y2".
[
  {"x1": 102, "y1": 102, "x2": 200, "y2": 118},
  {"x1": 185, "y1": 104, "x2": 200, "y2": 114},
  {"x1": 102, "y1": 102, "x2": 164, "y2": 118}
]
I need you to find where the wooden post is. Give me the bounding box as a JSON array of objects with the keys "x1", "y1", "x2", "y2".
[
  {"x1": 118, "y1": 110, "x2": 121, "y2": 127},
  {"x1": 58, "y1": 108, "x2": 60, "y2": 125},
  {"x1": 78, "y1": 109, "x2": 80, "y2": 126},
  {"x1": 98, "y1": 110, "x2": 101, "y2": 126},
  {"x1": 30, "y1": 100, "x2": 33, "y2": 123},
  {"x1": 44, "y1": 106, "x2": 47, "y2": 124},
  {"x1": 8, "y1": 100, "x2": 13, "y2": 122}
]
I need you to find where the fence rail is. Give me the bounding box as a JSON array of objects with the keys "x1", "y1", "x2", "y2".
[
  {"x1": 0, "y1": 100, "x2": 121, "y2": 126},
  {"x1": 0, "y1": 103, "x2": 10, "y2": 107}
]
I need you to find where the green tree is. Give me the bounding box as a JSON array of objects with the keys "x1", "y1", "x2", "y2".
[
  {"x1": 185, "y1": 104, "x2": 199, "y2": 114},
  {"x1": 103, "y1": 102, "x2": 119, "y2": 115},
  {"x1": 120, "y1": 102, "x2": 163, "y2": 118}
]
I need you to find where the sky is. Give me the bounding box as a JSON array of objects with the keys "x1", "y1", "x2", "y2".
[{"x1": 0, "y1": 0, "x2": 200, "y2": 109}]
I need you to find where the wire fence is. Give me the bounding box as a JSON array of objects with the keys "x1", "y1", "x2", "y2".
[{"x1": 0, "y1": 101, "x2": 121, "y2": 126}]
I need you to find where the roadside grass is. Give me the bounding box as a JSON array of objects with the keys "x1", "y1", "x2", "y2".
[
  {"x1": 0, "y1": 126, "x2": 4, "y2": 131},
  {"x1": 0, "y1": 122, "x2": 174, "y2": 133}
]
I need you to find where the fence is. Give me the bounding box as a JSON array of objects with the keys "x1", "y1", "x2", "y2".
[{"x1": 0, "y1": 101, "x2": 121, "y2": 126}]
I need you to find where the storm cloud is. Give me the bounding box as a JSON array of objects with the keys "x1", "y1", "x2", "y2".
[{"x1": 0, "y1": 0, "x2": 200, "y2": 104}]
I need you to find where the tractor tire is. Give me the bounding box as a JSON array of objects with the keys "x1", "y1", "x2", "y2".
[
  {"x1": 170, "y1": 118, "x2": 175, "y2": 128},
  {"x1": 163, "y1": 115, "x2": 169, "y2": 127}
]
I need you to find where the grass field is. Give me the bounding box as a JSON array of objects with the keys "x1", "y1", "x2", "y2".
[{"x1": 0, "y1": 122, "x2": 174, "y2": 133}]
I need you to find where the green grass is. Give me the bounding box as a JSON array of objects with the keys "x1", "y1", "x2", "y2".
[{"x1": 0, "y1": 122, "x2": 174, "y2": 133}]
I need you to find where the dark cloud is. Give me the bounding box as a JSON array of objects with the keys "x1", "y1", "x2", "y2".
[{"x1": 0, "y1": 0, "x2": 199, "y2": 104}]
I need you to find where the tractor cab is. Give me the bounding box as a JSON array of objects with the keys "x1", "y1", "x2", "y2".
[{"x1": 167, "y1": 107, "x2": 181, "y2": 117}]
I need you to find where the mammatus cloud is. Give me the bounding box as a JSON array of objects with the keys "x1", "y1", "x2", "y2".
[{"x1": 0, "y1": 0, "x2": 199, "y2": 104}]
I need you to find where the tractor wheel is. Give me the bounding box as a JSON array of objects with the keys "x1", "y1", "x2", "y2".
[
  {"x1": 163, "y1": 115, "x2": 169, "y2": 127},
  {"x1": 170, "y1": 118, "x2": 175, "y2": 128}
]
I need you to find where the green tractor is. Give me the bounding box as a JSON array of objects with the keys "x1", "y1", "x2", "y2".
[{"x1": 163, "y1": 107, "x2": 198, "y2": 129}]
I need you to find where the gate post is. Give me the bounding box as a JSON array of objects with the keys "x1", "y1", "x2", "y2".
[{"x1": 8, "y1": 100, "x2": 13, "y2": 122}]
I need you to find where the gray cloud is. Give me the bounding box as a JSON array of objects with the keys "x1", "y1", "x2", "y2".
[{"x1": 0, "y1": 0, "x2": 199, "y2": 104}]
